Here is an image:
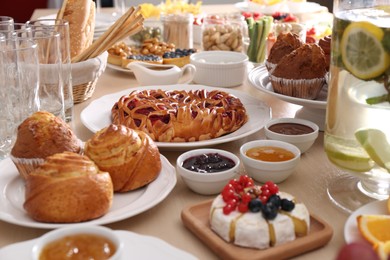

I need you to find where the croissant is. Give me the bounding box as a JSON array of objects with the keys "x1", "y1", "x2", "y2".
[
  {"x1": 111, "y1": 89, "x2": 248, "y2": 142},
  {"x1": 24, "y1": 152, "x2": 113, "y2": 223},
  {"x1": 84, "y1": 124, "x2": 161, "y2": 192}
]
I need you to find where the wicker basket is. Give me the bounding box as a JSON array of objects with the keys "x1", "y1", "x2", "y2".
[{"x1": 71, "y1": 51, "x2": 108, "y2": 104}]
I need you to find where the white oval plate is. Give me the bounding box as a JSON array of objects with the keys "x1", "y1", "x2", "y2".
[
  {"x1": 234, "y1": 1, "x2": 326, "y2": 14},
  {"x1": 80, "y1": 84, "x2": 271, "y2": 151},
  {"x1": 248, "y1": 65, "x2": 327, "y2": 110},
  {"x1": 0, "y1": 155, "x2": 176, "y2": 229},
  {"x1": 344, "y1": 199, "x2": 388, "y2": 244},
  {"x1": 0, "y1": 230, "x2": 197, "y2": 260}
]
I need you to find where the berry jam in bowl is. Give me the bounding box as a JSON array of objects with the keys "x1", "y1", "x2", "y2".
[
  {"x1": 176, "y1": 148, "x2": 240, "y2": 195},
  {"x1": 240, "y1": 140, "x2": 301, "y2": 184}
]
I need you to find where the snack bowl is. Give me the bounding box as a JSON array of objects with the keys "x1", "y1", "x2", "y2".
[
  {"x1": 176, "y1": 148, "x2": 240, "y2": 195},
  {"x1": 240, "y1": 140, "x2": 301, "y2": 184},
  {"x1": 32, "y1": 225, "x2": 123, "y2": 260},
  {"x1": 190, "y1": 51, "x2": 248, "y2": 87},
  {"x1": 264, "y1": 118, "x2": 319, "y2": 153}
]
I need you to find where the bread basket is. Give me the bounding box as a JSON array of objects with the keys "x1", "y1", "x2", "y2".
[{"x1": 70, "y1": 51, "x2": 108, "y2": 103}]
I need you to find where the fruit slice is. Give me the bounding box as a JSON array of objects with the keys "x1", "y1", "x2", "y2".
[
  {"x1": 355, "y1": 129, "x2": 390, "y2": 171},
  {"x1": 341, "y1": 21, "x2": 390, "y2": 80},
  {"x1": 357, "y1": 215, "x2": 390, "y2": 246},
  {"x1": 325, "y1": 142, "x2": 374, "y2": 172},
  {"x1": 375, "y1": 241, "x2": 390, "y2": 260}
]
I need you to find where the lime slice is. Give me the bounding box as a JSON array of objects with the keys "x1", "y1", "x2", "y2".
[
  {"x1": 325, "y1": 143, "x2": 374, "y2": 172},
  {"x1": 355, "y1": 129, "x2": 390, "y2": 171},
  {"x1": 341, "y1": 21, "x2": 390, "y2": 80}
]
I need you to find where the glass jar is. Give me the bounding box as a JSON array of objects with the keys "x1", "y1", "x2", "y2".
[
  {"x1": 201, "y1": 13, "x2": 249, "y2": 53},
  {"x1": 161, "y1": 13, "x2": 193, "y2": 49}
]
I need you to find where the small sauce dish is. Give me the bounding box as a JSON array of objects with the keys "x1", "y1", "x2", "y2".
[
  {"x1": 264, "y1": 118, "x2": 319, "y2": 153},
  {"x1": 32, "y1": 225, "x2": 123, "y2": 260},
  {"x1": 240, "y1": 140, "x2": 301, "y2": 183},
  {"x1": 176, "y1": 148, "x2": 240, "y2": 195}
]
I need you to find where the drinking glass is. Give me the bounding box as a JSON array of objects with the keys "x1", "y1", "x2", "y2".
[
  {"x1": 324, "y1": 0, "x2": 390, "y2": 213},
  {"x1": 0, "y1": 23, "x2": 32, "y2": 39},
  {"x1": 0, "y1": 38, "x2": 40, "y2": 159},
  {"x1": 26, "y1": 19, "x2": 74, "y2": 122},
  {"x1": 0, "y1": 16, "x2": 13, "y2": 31},
  {"x1": 32, "y1": 30, "x2": 65, "y2": 120}
]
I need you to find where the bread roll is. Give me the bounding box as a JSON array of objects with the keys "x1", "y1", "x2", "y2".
[
  {"x1": 84, "y1": 124, "x2": 161, "y2": 192},
  {"x1": 24, "y1": 152, "x2": 113, "y2": 223},
  {"x1": 61, "y1": 0, "x2": 95, "y2": 58}
]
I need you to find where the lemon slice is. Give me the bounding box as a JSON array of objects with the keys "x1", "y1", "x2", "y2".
[
  {"x1": 341, "y1": 21, "x2": 390, "y2": 80},
  {"x1": 355, "y1": 129, "x2": 390, "y2": 171},
  {"x1": 357, "y1": 215, "x2": 390, "y2": 245}
]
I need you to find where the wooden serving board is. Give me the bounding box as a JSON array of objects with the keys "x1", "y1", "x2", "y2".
[{"x1": 181, "y1": 199, "x2": 333, "y2": 260}]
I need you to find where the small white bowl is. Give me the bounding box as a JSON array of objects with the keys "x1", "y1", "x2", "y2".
[
  {"x1": 240, "y1": 140, "x2": 301, "y2": 184},
  {"x1": 190, "y1": 51, "x2": 248, "y2": 87},
  {"x1": 176, "y1": 148, "x2": 240, "y2": 195},
  {"x1": 264, "y1": 118, "x2": 319, "y2": 153},
  {"x1": 32, "y1": 225, "x2": 123, "y2": 260}
]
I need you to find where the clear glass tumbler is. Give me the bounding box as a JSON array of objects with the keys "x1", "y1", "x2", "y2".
[
  {"x1": 0, "y1": 38, "x2": 40, "y2": 160},
  {"x1": 324, "y1": 0, "x2": 390, "y2": 213}
]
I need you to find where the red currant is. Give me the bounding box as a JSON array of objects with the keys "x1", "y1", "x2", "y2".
[
  {"x1": 223, "y1": 204, "x2": 234, "y2": 215},
  {"x1": 266, "y1": 181, "x2": 279, "y2": 195},
  {"x1": 241, "y1": 193, "x2": 252, "y2": 203},
  {"x1": 222, "y1": 189, "x2": 236, "y2": 202},
  {"x1": 259, "y1": 195, "x2": 268, "y2": 204},
  {"x1": 261, "y1": 188, "x2": 271, "y2": 198},
  {"x1": 238, "y1": 202, "x2": 249, "y2": 213}
]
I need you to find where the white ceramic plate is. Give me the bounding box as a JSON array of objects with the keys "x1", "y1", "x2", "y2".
[
  {"x1": 0, "y1": 155, "x2": 176, "y2": 229},
  {"x1": 0, "y1": 230, "x2": 197, "y2": 260},
  {"x1": 80, "y1": 84, "x2": 271, "y2": 151},
  {"x1": 234, "y1": 1, "x2": 326, "y2": 14},
  {"x1": 344, "y1": 200, "x2": 388, "y2": 244},
  {"x1": 107, "y1": 63, "x2": 133, "y2": 73},
  {"x1": 248, "y1": 65, "x2": 327, "y2": 110}
]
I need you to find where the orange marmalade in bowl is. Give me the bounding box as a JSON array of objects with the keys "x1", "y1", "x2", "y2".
[
  {"x1": 245, "y1": 146, "x2": 295, "y2": 162},
  {"x1": 39, "y1": 234, "x2": 116, "y2": 260}
]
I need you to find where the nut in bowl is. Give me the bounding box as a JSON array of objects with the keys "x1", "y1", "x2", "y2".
[
  {"x1": 240, "y1": 140, "x2": 301, "y2": 184},
  {"x1": 190, "y1": 51, "x2": 248, "y2": 87},
  {"x1": 264, "y1": 118, "x2": 319, "y2": 153},
  {"x1": 176, "y1": 149, "x2": 240, "y2": 195},
  {"x1": 32, "y1": 225, "x2": 123, "y2": 260}
]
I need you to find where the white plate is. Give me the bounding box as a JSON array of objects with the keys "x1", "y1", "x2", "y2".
[
  {"x1": 0, "y1": 155, "x2": 176, "y2": 229},
  {"x1": 0, "y1": 230, "x2": 197, "y2": 260},
  {"x1": 344, "y1": 200, "x2": 388, "y2": 244},
  {"x1": 80, "y1": 84, "x2": 271, "y2": 151},
  {"x1": 107, "y1": 63, "x2": 133, "y2": 73},
  {"x1": 234, "y1": 1, "x2": 326, "y2": 14},
  {"x1": 248, "y1": 65, "x2": 327, "y2": 110}
]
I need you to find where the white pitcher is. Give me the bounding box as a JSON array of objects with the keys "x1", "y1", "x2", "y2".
[{"x1": 127, "y1": 62, "x2": 196, "y2": 86}]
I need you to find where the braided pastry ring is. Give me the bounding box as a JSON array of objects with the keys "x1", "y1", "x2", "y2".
[{"x1": 111, "y1": 89, "x2": 248, "y2": 142}]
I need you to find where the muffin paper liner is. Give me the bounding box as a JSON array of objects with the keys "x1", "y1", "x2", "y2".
[{"x1": 269, "y1": 75, "x2": 326, "y2": 100}]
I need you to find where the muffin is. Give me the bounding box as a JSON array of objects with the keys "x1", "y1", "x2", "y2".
[
  {"x1": 266, "y1": 32, "x2": 303, "y2": 73},
  {"x1": 269, "y1": 43, "x2": 327, "y2": 100},
  {"x1": 10, "y1": 111, "x2": 82, "y2": 179},
  {"x1": 24, "y1": 152, "x2": 113, "y2": 223},
  {"x1": 318, "y1": 35, "x2": 331, "y2": 71},
  {"x1": 84, "y1": 124, "x2": 161, "y2": 192}
]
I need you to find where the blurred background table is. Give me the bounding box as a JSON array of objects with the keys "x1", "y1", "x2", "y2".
[{"x1": 0, "y1": 4, "x2": 351, "y2": 260}]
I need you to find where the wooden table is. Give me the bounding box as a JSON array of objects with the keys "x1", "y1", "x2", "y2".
[{"x1": 0, "y1": 5, "x2": 351, "y2": 260}]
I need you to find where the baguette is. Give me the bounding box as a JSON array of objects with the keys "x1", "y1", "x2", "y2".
[{"x1": 61, "y1": 0, "x2": 95, "y2": 58}]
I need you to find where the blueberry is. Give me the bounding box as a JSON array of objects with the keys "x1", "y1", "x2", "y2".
[
  {"x1": 261, "y1": 204, "x2": 278, "y2": 220},
  {"x1": 248, "y1": 199, "x2": 262, "y2": 213},
  {"x1": 268, "y1": 194, "x2": 281, "y2": 208},
  {"x1": 281, "y1": 199, "x2": 295, "y2": 212}
]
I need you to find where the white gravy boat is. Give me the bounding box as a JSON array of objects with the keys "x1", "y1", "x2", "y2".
[{"x1": 127, "y1": 62, "x2": 196, "y2": 86}]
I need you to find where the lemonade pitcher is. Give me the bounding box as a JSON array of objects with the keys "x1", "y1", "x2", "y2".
[{"x1": 324, "y1": 0, "x2": 390, "y2": 212}]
